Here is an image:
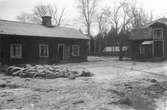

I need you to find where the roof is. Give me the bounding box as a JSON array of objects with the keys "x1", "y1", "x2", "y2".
[
  {"x1": 130, "y1": 18, "x2": 167, "y2": 40},
  {"x1": 0, "y1": 20, "x2": 89, "y2": 39},
  {"x1": 141, "y1": 18, "x2": 167, "y2": 28},
  {"x1": 130, "y1": 28, "x2": 152, "y2": 40},
  {"x1": 141, "y1": 40, "x2": 153, "y2": 45},
  {"x1": 103, "y1": 46, "x2": 128, "y2": 52}
]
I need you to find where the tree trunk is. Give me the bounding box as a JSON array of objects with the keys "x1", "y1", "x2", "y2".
[
  {"x1": 87, "y1": 23, "x2": 90, "y2": 37},
  {"x1": 94, "y1": 38, "x2": 96, "y2": 56},
  {"x1": 119, "y1": 37, "x2": 123, "y2": 61},
  {"x1": 119, "y1": 43, "x2": 123, "y2": 61},
  {"x1": 87, "y1": 23, "x2": 91, "y2": 55}
]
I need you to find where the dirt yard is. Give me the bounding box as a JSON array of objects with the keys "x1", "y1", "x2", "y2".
[{"x1": 1, "y1": 56, "x2": 167, "y2": 110}]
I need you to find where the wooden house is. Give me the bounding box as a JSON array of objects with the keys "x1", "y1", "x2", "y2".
[
  {"x1": 129, "y1": 18, "x2": 167, "y2": 60},
  {"x1": 0, "y1": 16, "x2": 89, "y2": 64}
]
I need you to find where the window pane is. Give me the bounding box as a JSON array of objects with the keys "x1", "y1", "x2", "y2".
[
  {"x1": 10, "y1": 44, "x2": 22, "y2": 58},
  {"x1": 154, "y1": 28, "x2": 163, "y2": 40},
  {"x1": 72, "y1": 45, "x2": 80, "y2": 56},
  {"x1": 39, "y1": 44, "x2": 49, "y2": 57}
]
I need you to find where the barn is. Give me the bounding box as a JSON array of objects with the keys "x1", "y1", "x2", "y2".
[
  {"x1": 0, "y1": 16, "x2": 89, "y2": 64},
  {"x1": 129, "y1": 18, "x2": 167, "y2": 60}
]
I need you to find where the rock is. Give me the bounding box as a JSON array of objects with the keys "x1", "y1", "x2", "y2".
[
  {"x1": 6, "y1": 65, "x2": 93, "y2": 79},
  {"x1": 68, "y1": 73, "x2": 76, "y2": 80},
  {"x1": 73, "y1": 100, "x2": 84, "y2": 105},
  {"x1": 150, "y1": 79, "x2": 157, "y2": 83},
  {"x1": 73, "y1": 70, "x2": 82, "y2": 77},
  {"x1": 46, "y1": 73, "x2": 58, "y2": 79},
  {"x1": 0, "y1": 79, "x2": 6, "y2": 88},
  {"x1": 64, "y1": 71, "x2": 70, "y2": 77},
  {"x1": 81, "y1": 70, "x2": 93, "y2": 77},
  {"x1": 117, "y1": 97, "x2": 133, "y2": 106}
]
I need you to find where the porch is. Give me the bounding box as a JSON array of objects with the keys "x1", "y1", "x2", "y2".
[{"x1": 130, "y1": 40, "x2": 164, "y2": 60}]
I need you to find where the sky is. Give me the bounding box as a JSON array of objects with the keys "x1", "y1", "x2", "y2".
[
  {"x1": 1, "y1": 0, "x2": 167, "y2": 21},
  {"x1": 0, "y1": 0, "x2": 167, "y2": 34}
]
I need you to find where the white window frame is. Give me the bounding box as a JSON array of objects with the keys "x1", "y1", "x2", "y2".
[
  {"x1": 39, "y1": 44, "x2": 49, "y2": 58},
  {"x1": 153, "y1": 28, "x2": 163, "y2": 40},
  {"x1": 10, "y1": 44, "x2": 22, "y2": 59},
  {"x1": 72, "y1": 45, "x2": 80, "y2": 56}
]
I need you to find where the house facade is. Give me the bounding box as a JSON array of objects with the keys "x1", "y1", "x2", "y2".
[
  {"x1": 0, "y1": 16, "x2": 89, "y2": 64},
  {"x1": 129, "y1": 18, "x2": 167, "y2": 60}
]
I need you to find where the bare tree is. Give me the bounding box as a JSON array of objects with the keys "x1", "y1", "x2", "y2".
[
  {"x1": 102, "y1": 0, "x2": 153, "y2": 60},
  {"x1": 95, "y1": 8, "x2": 110, "y2": 55},
  {"x1": 77, "y1": 0, "x2": 98, "y2": 55},
  {"x1": 17, "y1": 4, "x2": 65, "y2": 26},
  {"x1": 130, "y1": 6, "x2": 153, "y2": 28},
  {"x1": 96, "y1": 8, "x2": 110, "y2": 34},
  {"x1": 77, "y1": 0, "x2": 98, "y2": 36}
]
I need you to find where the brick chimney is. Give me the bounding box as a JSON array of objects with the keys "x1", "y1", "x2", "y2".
[{"x1": 42, "y1": 16, "x2": 52, "y2": 27}]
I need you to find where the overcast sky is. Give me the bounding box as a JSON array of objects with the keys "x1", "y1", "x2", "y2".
[
  {"x1": 0, "y1": 0, "x2": 167, "y2": 21},
  {"x1": 0, "y1": 0, "x2": 167, "y2": 34}
]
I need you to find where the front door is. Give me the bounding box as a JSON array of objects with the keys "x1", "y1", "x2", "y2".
[
  {"x1": 64, "y1": 45, "x2": 70, "y2": 60},
  {"x1": 58, "y1": 44, "x2": 64, "y2": 60}
]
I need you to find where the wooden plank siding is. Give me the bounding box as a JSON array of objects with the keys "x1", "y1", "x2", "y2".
[
  {"x1": 0, "y1": 35, "x2": 89, "y2": 65},
  {"x1": 129, "y1": 22, "x2": 167, "y2": 60}
]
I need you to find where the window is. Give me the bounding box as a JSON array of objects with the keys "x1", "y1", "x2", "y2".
[
  {"x1": 10, "y1": 44, "x2": 22, "y2": 59},
  {"x1": 140, "y1": 45, "x2": 144, "y2": 55},
  {"x1": 39, "y1": 44, "x2": 49, "y2": 57},
  {"x1": 72, "y1": 45, "x2": 80, "y2": 56},
  {"x1": 153, "y1": 28, "x2": 163, "y2": 40}
]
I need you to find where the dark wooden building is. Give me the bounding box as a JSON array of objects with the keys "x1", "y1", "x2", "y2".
[
  {"x1": 129, "y1": 18, "x2": 167, "y2": 60},
  {"x1": 0, "y1": 16, "x2": 89, "y2": 64}
]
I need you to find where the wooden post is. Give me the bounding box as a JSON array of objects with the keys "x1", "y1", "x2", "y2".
[
  {"x1": 152, "y1": 28, "x2": 154, "y2": 57},
  {"x1": 152, "y1": 41, "x2": 154, "y2": 57}
]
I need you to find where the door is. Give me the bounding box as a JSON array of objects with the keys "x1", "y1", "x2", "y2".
[
  {"x1": 145, "y1": 45, "x2": 152, "y2": 58},
  {"x1": 58, "y1": 44, "x2": 64, "y2": 60},
  {"x1": 64, "y1": 45, "x2": 70, "y2": 60},
  {"x1": 154, "y1": 41, "x2": 163, "y2": 57}
]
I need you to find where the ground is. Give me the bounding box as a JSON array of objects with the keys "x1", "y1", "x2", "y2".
[{"x1": 1, "y1": 56, "x2": 167, "y2": 110}]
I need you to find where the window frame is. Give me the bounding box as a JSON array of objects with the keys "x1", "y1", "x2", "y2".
[
  {"x1": 72, "y1": 45, "x2": 80, "y2": 57},
  {"x1": 153, "y1": 28, "x2": 163, "y2": 40},
  {"x1": 39, "y1": 44, "x2": 49, "y2": 58},
  {"x1": 10, "y1": 44, "x2": 22, "y2": 59},
  {"x1": 58, "y1": 43, "x2": 65, "y2": 60}
]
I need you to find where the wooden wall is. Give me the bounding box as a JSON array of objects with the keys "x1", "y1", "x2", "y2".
[{"x1": 0, "y1": 35, "x2": 89, "y2": 65}]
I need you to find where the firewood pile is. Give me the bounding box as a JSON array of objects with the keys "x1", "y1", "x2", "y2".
[{"x1": 7, "y1": 65, "x2": 93, "y2": 79}]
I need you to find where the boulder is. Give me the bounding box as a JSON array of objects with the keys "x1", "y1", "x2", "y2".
[
  {"x1": 68, "y1": 73, "x2": 76, "y2": 80},
  {"x1": 0, "y1": 79, "x2": 7, "y2": 88}
]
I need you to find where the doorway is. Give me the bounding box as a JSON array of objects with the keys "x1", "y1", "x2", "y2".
[
  {"x1": 58, "y1": 44, "x2": 64, "y2": 60},
  {"x1": 154, "y1": 41, "x2": 164, "y2": 57}
]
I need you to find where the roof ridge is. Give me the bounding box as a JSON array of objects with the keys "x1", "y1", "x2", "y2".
[
  {"x1": 0, "y1": 19, "x2": 78, "y2": 31},
  {"x1": 0, "y1": 19, "x2": 43, "y2": 26}
]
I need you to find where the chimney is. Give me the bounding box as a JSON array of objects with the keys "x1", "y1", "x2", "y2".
[{"x1": 42, "y1": 16, "x2": 52, "y2": 27}]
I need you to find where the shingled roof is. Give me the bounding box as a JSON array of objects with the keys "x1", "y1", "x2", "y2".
[
  {"x1": 0, "y1": 20, "x2": 89, "y2": 39},
  {"x1": 129, "y1": 18, "x2": 167, "y2": 40}
]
